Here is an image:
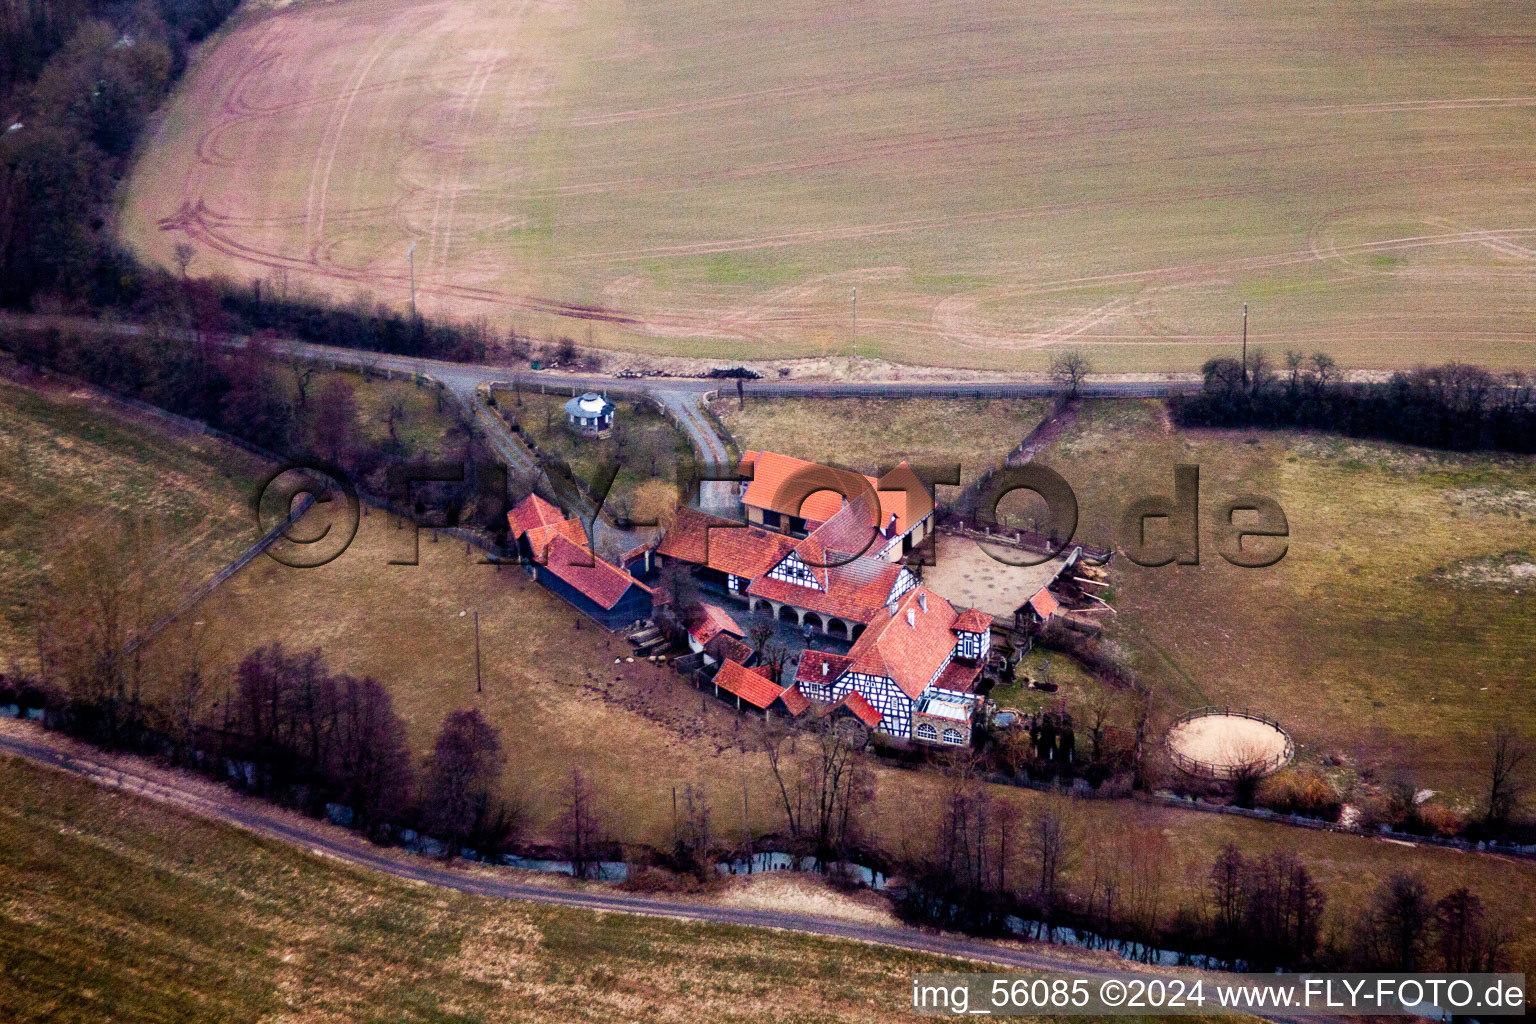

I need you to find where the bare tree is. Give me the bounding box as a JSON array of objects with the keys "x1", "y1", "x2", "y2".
[
  {"x1": 384, "y1": 398, "x2": 407, "y2": 449},
  {"x1": 759, "y1": 719, "x2": 801, "y2": 839},
  {"x1": 1029, "y1": 797, "x2": 1077, "y2": 934},
  {"x1": 1208, "y1": 843, "x2": 1247, "y2": 948},
  {"x1": 1082, "y1": 696, "x2": 1113, "y2": 762},
  {"x1": 1485, "y1": 724, "x2": 1529, "y2": 827},
  {"x1": 1355, "y1": 872, "x2": 1431, "y2": 970},
  {"x1": 1246, "y1": 348, "x2": 1273, "y2": 395},
  {"x1": 1049, "y1": 351, "x2": 1092, "y2": 399},
  {"x1": 563, "y1": 766, "x2": 607, "y2": 879},
  {"x1": 423, "y1": 709, "x2": 514, "y2": 860},
  {"x1": 309, "y1": 375, "x2": 360, "y2": 464},
  {"x1": 332, "y1": 675, "x2": 414, "y2": 834},
  {"x1": 802, "y1": 713, "x2": 869, "y2": 864},
  {"x1": 679, "y1": 782, "x2": 713, "y2": 878},
  {"x1": 1435, "y1": 887, "x2": 1488, "y2": 972},
  {"x1": 1225, "y1": 738, "x2": 1273, "y2": 808},
  {"x1": 1309, "y1": 352, "x2": 1339, "y2": 390},
  {"x1": 1241, "y1": 851, "x2": 1327, "y2": 970},
  {"x1": 1284, "y1": 349, "x2": 1306, "y2": 395},
  {"x1": 287, "y1": 350, "x2": 316, "y2": 410},
  {"x1": 35, "y1": 520, "x2": 173, "y2": 750}
]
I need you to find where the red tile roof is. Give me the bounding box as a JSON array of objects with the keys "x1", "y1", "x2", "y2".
[
  {"x1": 712, "y1": 659, "x2": 783, "y2": 710},
  {"x1": 831, "y1": 690, "x2": 882, "y2": 728},
  {"x1": 707, "y1": 633, "x2": 755, "y2": 667},
  {"x1": 691, "y1": 603, "x2": 744, "y2": 646},
  {"x1": 1026, "y1": 587, "x2": 1060, "y2": 619},
  {"x1": 740, "y1": 451, "x2": 862, "y2": 525},
  {"x1": 508, "y1": 493, "x2": 567, "y2": 538},
  {"x1": 795, "y1": 650, "x2": 855, "y2": 687},
  {"x1": 526, "y1": 518, "x2": 588, "y2": 560},
  {"x1": 933, "y1": 658, "x2": 985, "y2": 694},
  {"x1": 778, "y1": 684, "x2": 810, "y2": 717},
  {"x1": 739, "y1": 452, "x2": 933, "y2": 537},
  {"x1": 844, "y1": 585, "x2": 969, "y2": 700},
  {"x1": 540, "y1": 535, "x2": 653, "y2": 610},
  {"x1": 656, "y1": 507, "x2": 796, "y2": 580},
  {"x1": 793, "y1": 490, "x2": 888, "y2": 585},
  {"x1": 875, "y1": 461, "x2": 936, "y2": 537},
  {"x1": 747, "y1": 554, "x2": 906, "y2": 624},
  {"x1": 952, "y1": 607, "x2": 993, "y2": 634},
  {"x1": 508, "y1": 494, "x2": 589, "y2": 560}
]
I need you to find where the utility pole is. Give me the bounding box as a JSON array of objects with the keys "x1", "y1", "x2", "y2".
[
  {"x1": 473, "y1": 609, "x2": 482, "y2": 693},
  {"x1": 850, "y1": 286, "x2": 857, "y2": 359},
  {"x1": 1241, "y1": 301, "x2": 1248, "y2": 384},
  {"x1": 742, "y1": 776, "x2": 752, "y2": 874},
  {"x1": 407, "y1": 241, "x2": 418, "y2": 320}
]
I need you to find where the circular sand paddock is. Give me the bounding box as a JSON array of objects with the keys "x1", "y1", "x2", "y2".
[{"x1": 1166, "y1": 708, "x2": 1293, "y2": 780}]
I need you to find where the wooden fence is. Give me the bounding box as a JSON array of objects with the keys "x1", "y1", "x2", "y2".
[{"x1": 1165, "y1": 705, "x2": 1295, "y2": 780}]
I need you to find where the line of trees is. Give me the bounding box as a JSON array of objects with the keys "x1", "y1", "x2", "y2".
[
  {"x1": 0, "y1": 322, "x2": 511, "y2": 517},
  {"x1": 1173, "y1": 353, "x2": 1536, "y2": 452},
  {"x1": 889, "y1": 763, "x2": 1512, "y2": 972},
  {"x1": 38, "y1": 618, "x2": 524, "y2": 855}
]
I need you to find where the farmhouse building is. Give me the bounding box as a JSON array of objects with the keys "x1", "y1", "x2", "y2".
[
  {"x1": 508, "y1": 494, "x2": 653, "y2": 629},
  {"x1": 564, "y1": 392, "x2": 616, "y2": 437},
  {"x1": 737, "y1": 451, "x2": 935, "y2": 559},
  {"x1": 650, "y1": 448, "x2": 994, "y2": 741},
  {"x1": 508, "y1": 492, "x2": 588, "y2": 561},
  {"x1": 794, "y1": 584, "x2": 987, "y2": 742}
]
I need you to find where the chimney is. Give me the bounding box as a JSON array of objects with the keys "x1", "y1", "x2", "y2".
[
  {"x1": 885, "y1": 511, "x2": 899, "y2": 537},
  {"x1": 821, "y1": 660, "x2": 829, "y2": 677},
  {"x1": 918, "y1": 592, "x2": 927, "y2": 612},
  {"x1": 906, "y1": 608, "x2": 916, "y2": 628}
]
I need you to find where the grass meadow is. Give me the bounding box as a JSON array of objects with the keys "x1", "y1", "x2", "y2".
[
  {"x1": 121, "y1": 0, "x2": 1536, "y2": 371},
  {"x1": 0, "y1": 368, "x2": 267, "y2": 669},
  {"x1": 1029, "y1": 401, "x2": 1536, "y2": 798},
  {"x1": 494, "y1": 388, "x2": 690, "y2": 522}
]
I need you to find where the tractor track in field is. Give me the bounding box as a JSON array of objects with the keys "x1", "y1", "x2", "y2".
[{"x1": 137, "y1": 0, "x2": 1536, "y2": 354}]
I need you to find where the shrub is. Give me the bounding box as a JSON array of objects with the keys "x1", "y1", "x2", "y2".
[{"x1": 1257, "y1": 771, "x2": 1342, "y2": 822}]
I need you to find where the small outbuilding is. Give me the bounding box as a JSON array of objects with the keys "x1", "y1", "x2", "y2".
[{"x1": 564, "y1": 392, "x2": 616, "y2": 437}]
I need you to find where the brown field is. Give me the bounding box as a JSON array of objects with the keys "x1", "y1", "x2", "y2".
[
  {"x1": 140, "y1": 499, "x2": 1536, "y2": 971},
  {"x1": 122, "y1": 0, "x2": 1536, "y2": 371}
]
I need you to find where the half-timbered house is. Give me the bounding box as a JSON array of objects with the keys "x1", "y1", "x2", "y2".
[{"x1": 793, "y1": 584, "x2": 988, "y2": 742}]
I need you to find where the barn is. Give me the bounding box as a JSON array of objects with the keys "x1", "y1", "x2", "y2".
[{"x1": 508, "y1": 494, "x2": 653, "y2": 629}]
